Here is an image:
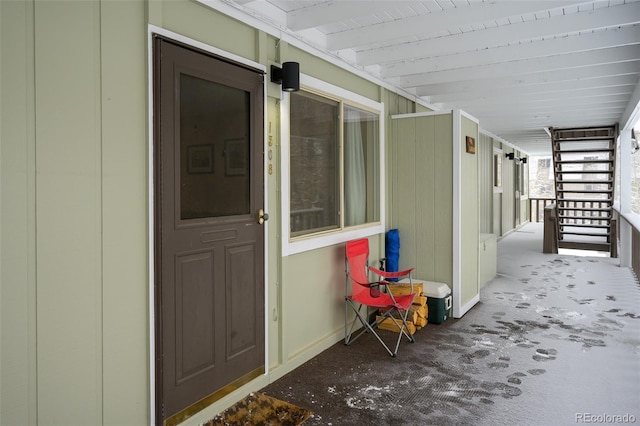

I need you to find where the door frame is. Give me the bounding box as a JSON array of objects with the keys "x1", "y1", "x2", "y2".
[{"x1": 147, "y1": 25, "x2": 269, "y2": 425}]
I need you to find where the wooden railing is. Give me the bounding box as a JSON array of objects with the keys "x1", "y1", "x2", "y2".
[
  {"x1": 542, "y1": 199, "x2": 617, "y2": 257},
  {"x1": 290, "y1": 207, "x2": 324, "y2": 233},
  {"x1": 529, "y1": 197, "x2": 555, "y2": 222},
  {"x1": 556, "y1": 200, "x2": 612, "y2": 225}
]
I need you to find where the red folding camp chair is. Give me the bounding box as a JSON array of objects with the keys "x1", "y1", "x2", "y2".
[{"x1": 344, "y1": 238, "x2": 416, "y2": 356}]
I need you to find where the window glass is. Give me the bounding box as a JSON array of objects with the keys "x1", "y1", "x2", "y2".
[
  {"x1": 289, "y1": 89, "x2": 382, "y2": 240},
  {"x1": 180, "y1": 73, "x2": 250, "y2": 220},
  {"x1": 289, "y1": 91, "x2": 340, "y2": 236},
  {"x1": 344, "y1": 105, "x2": 380, "y2": 227}
]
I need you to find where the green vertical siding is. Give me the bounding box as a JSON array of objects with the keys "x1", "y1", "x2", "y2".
[
  {"x1": 35, "y1": 2, "x2": 103, "y2": 423},
  {"x1": 1, "y1": 1, "x2": 37, "y2": 424},
  {"x1": 0, "y1": 1, "x2": 454, "y2": 424},
  {"x1": 459, "y1": 116, "x2": 479, "y2": 308},
  {"x1": 433, "y1": 115, "x2": 454, "y2": 285},
  {"x1": 100, "y1": 1, "x2": 148, "y2": 424},
  {"x1": 1, "y1": 1, "x2": 149, "y2": 424},
  {"x1": 478, "y1": 133, "x2": 493, "y2": 234},
  {"x1": 502, "y1": 146, "x2": 516, "y2": 234},
  {"x1": 391, "y1": 113, "x2": 453, "y2": 286}
]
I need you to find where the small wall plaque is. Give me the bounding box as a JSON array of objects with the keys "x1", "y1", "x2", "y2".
[{"x1": 465, "y1": 136, "x2": 476, "y2": 154}]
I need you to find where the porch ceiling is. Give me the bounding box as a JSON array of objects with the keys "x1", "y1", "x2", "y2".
[{"x1": 213, "y1": 0, "x2": 640, "y2": 155}]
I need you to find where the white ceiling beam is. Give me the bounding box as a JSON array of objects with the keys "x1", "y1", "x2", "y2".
[
  {"x1": 459, "y1": 106, "x2": 628, "y2": 121},
  {"x1": 484, "y1": 110, "x2": 621, "y2": 120},
  {"x1": 481, "y1": 105, "x2": 625, "y2": 116},
  {"x1": 287, "y1": 1, "x2": 398, "y2": 31},
  {"x1": 496, "y1": 130, "x2": 551, "y2": 138},
  {"x1": 327, "y1": 1, "x2": 577, "y2": 50},
  {"x1": 475, "y1": 105, "x2": 627, "y2": 119},
  {"x1": 381, "y1": 25, "x2": 640, "y2": 78},
  {"x1": 494, "y1": 114, "x2": 621, "y2": 126},
  {"x1": 425, "y1": 75, "x2": 639, "y2": 102},
  {"x1": 356, "y1": 1, "x2": 640, "y2": 65},
  {"x1": 478, "y1": 112, "x2": 620, "y2": 126},
  {"x1": 454, "y1": 93, "x2": 632, "y2": 110},
  {"x1": 476, "y1": 111, "x2": 625, "y2": 125},
  {"x1": 393, "y1": 45, "x2": 640, "y2": 87},
  {"x1": 414, "y1": 61, "x2": 640, "y2": 96},
  {"x1": 438, "y1": 89, "x2": 635, "y2": 110}
]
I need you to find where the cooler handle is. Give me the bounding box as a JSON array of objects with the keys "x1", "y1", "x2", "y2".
[{"x1": 445, "y1": 295, "x2": 452, "y2": 310}]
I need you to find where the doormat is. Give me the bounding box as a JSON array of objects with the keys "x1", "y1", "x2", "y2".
[{"x1": 203, "y1": 392, "x2": 312, "y2": 426}]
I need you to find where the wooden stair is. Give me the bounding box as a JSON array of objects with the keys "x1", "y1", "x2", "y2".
[{"x1": 550, "y1": 125, "x2": 618, "y2": 255}]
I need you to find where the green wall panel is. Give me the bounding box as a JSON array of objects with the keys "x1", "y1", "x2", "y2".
[
  {"x1": 502, "y1": 146, "x2": 516, "y2": 234},
  {"x1": 1, "y1": 1, "x2": 437, "y2": 423},
  {"x1": 101, "y1": 1, "x2": 148, "y2": 424},
  {"x1": 391, "y1": 113, "x2": 453, "y2": 287},
  {"x1": 152, "y1": 0, "x2": 257, "y2": 63},
  {"x1": 34, "y1": 2, "x2": 103, "y2": 423},
  {"x1": 0, "y1": 1, "x2": 37, "y2": 424},
  {"x1": 434, "y1": 114, "x2": 453, "y2": 285},
  {"x1": 460, "y1": 116, "x2": 479, "y2": 308},
  {"x1": 478, "y1": 133, "x2": 493, "y2": 234}
]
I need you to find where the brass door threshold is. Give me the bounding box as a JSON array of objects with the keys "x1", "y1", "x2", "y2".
[{"x1": 164, "y1": 366, "x2": 265, "y2": 426}]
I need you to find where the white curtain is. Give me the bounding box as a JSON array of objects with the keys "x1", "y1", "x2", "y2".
[{"x1": 344, "y1": 107, "x2": 366, "y2": 226}]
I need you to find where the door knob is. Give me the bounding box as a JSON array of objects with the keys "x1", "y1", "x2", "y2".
[{"x1": 258, "y1": 209, "x2": 269, "y2": 225}]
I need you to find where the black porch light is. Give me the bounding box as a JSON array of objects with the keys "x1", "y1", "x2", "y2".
[
  {"x1": 505, "y1": 152, "x2": 515, "y2": 160},
  {"x1": 270, "y1": 62, "x2": 300, "y2": 92}
]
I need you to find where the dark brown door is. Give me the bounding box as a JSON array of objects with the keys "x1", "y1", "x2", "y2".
[{"x1": 154, "y1": 37, "x2": 265, "y2": 423}]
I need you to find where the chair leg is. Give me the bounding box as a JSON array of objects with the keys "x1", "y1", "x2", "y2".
[
  {"x1": 345, "y1": 300, "x2": 395, "y2": 356},
  {"x1": 346, "y1": 300, "x2": 418, "y2": 357},
  {"x1": 345, "y1": 302, "x2": 371, "y2": 345},
  {"x1": 388, "y1": 308, "x2": 415, "y2": 356}
]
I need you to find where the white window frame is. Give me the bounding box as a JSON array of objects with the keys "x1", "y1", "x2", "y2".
[{"x1": 280, "y1": 74, "x2": 386, "y2": 256}]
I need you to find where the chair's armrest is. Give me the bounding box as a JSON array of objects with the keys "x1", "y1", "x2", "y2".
[
  {"x1": 349, "y1": 275, "x2": 385, "y2": 298},
  {"x1": 349, "y1": 275, "x2": 384, "y2": 288},
  {"x1": 368, "y1": 266, "x2": 414, "y2": 279},
  {"x1": 368, "y1": 267, "x2": 416, "y2": 303}
]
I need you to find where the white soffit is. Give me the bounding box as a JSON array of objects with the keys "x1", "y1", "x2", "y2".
[{"x1": 220, "y1": 0, "x2": 640, "y2": 155}]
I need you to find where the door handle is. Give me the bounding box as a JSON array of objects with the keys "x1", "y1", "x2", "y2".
[{"x1": 258, "y1": 209, "x2": 269, "y2": 225}]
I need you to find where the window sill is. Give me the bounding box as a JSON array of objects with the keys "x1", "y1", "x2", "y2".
[{"x1": 282, "y1": 223, "x2": 385, "y2": 256}]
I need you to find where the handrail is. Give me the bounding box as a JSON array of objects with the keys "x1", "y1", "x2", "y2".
[
  {"x1": 543, "y1": 203, "x2": 558, "y2": 254},
  {"x1": 290, "y1": 207, "x2": 324, "y2": 233},
  {"x1": 612, "y1": 204, "x2": 640, "y2": 278},
  {"x1": 529, "y1": 197, "x2": 555, "y2": 222},
  {"x1": 613, "y1": 204, "x2": 640, "y2": 233}
]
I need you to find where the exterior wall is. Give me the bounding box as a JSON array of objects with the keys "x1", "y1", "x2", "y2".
[
  {"x1": 1, "y1": 1, "x2": 532, "y2": 423},
  {"x1": 1, "y1": 2, "x2": 37, "y2": 424},
  {"x1": 390, "y1": 114, "x2": 454, "y2": 286},
  {"x1": 478, "y1": 133, "x2": 493, "y2": 234},
  {"x1": 1, "y1": 1, "x2": 148, "y2": 425},
  {"x1": 493, "y1": 139, "x2": 503, "y2": 235},
  {"x1": 1, "y1": 1, "x2": 431, "y2": 424},
  {"x1": 502, "y1": 146, "x2": 516, "y2": 235},
  {"x1": 459, "y1": 116, "x2": 480, "y2": 308}
]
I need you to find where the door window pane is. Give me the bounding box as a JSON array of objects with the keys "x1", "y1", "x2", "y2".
[
  {"x1": 344, "y1": 105, "x2": 380, "y2": 227},
  {"x1": 290, "y1": 91, "x2": 340, "y2": 236},
  {"x1": 180, "y1": 73, "x2": 250, "y2": 220}
]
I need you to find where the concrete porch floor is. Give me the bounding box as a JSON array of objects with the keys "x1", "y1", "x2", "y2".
[{"x1": 261, "y1": 223, "x2": 640, "y2": 425}]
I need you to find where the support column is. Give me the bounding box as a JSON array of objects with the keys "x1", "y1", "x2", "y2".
[{"x1": 619, "y1": 129, "x2": 632, "y2": 267}]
